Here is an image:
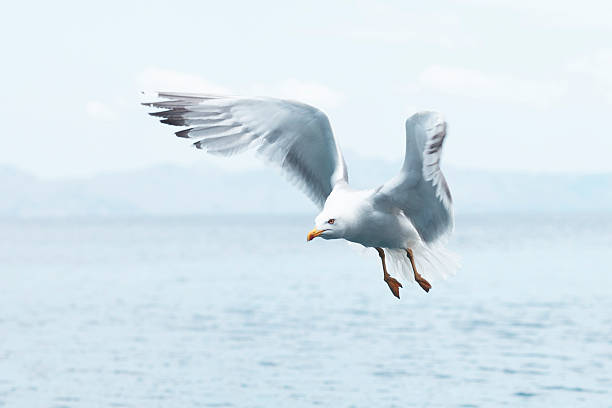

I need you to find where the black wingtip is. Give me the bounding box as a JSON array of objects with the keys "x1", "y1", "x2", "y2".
[
  {"x1": 161, "y1": 118, "x2": 187, "y2": 126},
  {"x1": 175, "y1": 128, "x2": 193, "y2": 138},
  {"x1": 149, "y1": 108, "x2": 188, "y2": 118},
  {"x1": 149, "y1": 109, "x2": 170, "y2": 117}
]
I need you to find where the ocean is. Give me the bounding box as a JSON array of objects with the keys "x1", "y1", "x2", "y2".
[{"x1": 1, "y1": 213, "x2": 611, "y2": 407}]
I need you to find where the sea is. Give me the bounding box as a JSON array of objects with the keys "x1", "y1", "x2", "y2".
[{"x1": 1, "y1": 213, "x2": 611, "y2": 407}]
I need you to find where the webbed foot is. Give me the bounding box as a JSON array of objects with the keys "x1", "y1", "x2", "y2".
[
  {"x1": 415, "y1": 273, "x2": 431, "y2": 293},
  {"x1": 384, "y1": 275, "x2": 403, "y2": 299}
]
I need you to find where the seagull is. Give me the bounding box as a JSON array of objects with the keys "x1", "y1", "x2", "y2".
[{"x1": 143, "y1": 92, "x2": 456, "y2": 298}]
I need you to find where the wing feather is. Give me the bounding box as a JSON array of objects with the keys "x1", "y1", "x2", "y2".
[
  {"x1": 144, "y1": 93, "x2": 348, "y2": 207},
  {"x1": 375, "y1": 111, "x2": 453, "y2": 243}
]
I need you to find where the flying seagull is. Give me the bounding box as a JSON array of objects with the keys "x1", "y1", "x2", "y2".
[{"x1": 143, "y1": 92, "x2": 456, "y2": 298}]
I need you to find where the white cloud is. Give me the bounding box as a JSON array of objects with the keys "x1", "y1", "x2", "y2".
[
  {"x1": 568, "y1": 49, "x2": 612, "y2": 103},
  {"x1": 343, "y1": 6, "x2": 473, "y2": 49},
  {"x1": 463, "y1": 0, "x2": 612, "y2": 29},
  {"x1": 85, "y1": 101, "x2": 117, "y2": 121},
  {"x1": 348, "y1": 30, "x2": 457, "y2": 48},
  {"x1": 419, "y1": 65, "x2": 566, "y2": 108},
  {"x1": 250, "y1": 78, "x2": 344, "y2": 111},
  {"x1": 137, "y1": 67, "x2": 232, "y2": 95}
]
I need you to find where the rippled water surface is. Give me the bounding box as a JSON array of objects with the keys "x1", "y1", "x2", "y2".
[{"x1": 1, "y1": 213, "x2": 611, "y2": 407}]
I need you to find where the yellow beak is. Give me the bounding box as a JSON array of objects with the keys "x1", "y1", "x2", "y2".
[{"x1": 307, "y1": 228, "x2": 325, "y2": 241}]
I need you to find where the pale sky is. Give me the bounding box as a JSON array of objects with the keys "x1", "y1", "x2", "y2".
[{"x1": 2, "y1": 0, "x2": 612, "y2": 179}]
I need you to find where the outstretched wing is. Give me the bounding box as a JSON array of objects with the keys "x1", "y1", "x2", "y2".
[
  {"x1": 375, "y1": 111, "x2": 453, "y2": 243},
  {"x1": 143, "y1": 92, "x2": 348, "y2": 207}
]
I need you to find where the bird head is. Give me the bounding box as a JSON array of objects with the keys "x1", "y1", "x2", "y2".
[
  {"x1": 307, "y1": 213, "x2": 344, "y2": 241},
  {"x1": 307, "y1": 187, "x2": 359, "y2": 242}
]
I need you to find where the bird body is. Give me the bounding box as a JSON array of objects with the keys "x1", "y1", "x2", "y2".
[
  {"x1": 315, "y1": 183, "x2": 421, "y2": 249},
  {"x1": 144, "y1": 92, "x2": 457, "y2": 298}
]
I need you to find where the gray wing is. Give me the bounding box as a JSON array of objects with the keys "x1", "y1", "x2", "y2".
[
  {"x1": 143, "y1": 92, "x2": 348, "y2": 208},
  {"x1": 375, "y1": 111, "x2": 453, "y2": 243}
]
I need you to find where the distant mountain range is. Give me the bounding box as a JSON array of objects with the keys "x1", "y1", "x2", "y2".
[{"x1": 1, "y1": 155, "x2": 611, "y2": 217}]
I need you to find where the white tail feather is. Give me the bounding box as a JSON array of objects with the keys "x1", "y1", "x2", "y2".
[
  {"x1": 346, "y1": 241, "x2": 459, "y2": 289},
  {"x1": 385, "y1": 243, "x2": 459, "y2": 286}
]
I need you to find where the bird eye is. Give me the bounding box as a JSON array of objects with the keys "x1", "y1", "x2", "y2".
[{"x1": 327, "y1": 219, "x2": 335, "y2": 224}]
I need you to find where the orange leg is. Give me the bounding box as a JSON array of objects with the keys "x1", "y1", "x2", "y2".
[
  {"x1": 376, "y1": 247, "x2": 402, "y2": 299},
  {"x1": 406, "y1": 248, "x2": 431, "y2": 293}
]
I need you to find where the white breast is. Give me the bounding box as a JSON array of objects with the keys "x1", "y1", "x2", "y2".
[{"x1": 323, "y1": 186, "x2": 421, "y2": 249}]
